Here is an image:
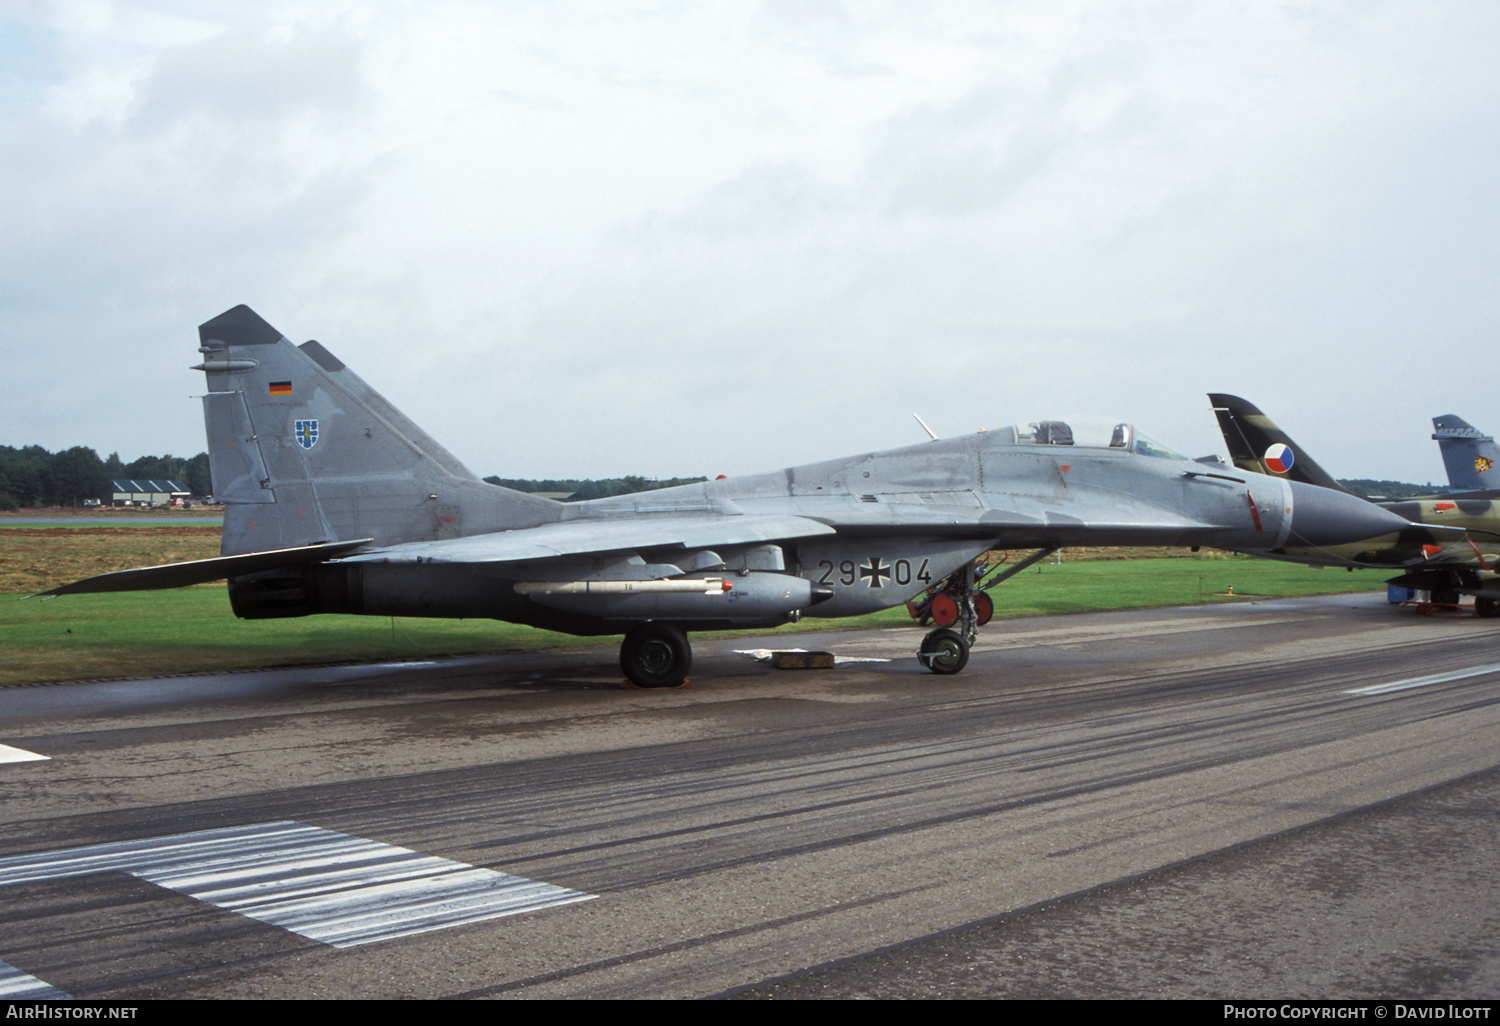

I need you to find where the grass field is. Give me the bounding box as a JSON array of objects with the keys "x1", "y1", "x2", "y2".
[{"x1": 1, "y1": 524, "x2": 1390, "y2": 686}]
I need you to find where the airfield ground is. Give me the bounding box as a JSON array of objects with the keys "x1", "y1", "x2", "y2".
[
  {"x1": 1, "y1": 513, "x2": 1492, "y2": 1000},
  {"x1": 2, "y1": 595, "x2": 1495, "y2": 998}
]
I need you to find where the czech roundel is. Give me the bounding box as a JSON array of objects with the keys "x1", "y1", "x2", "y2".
[{"x1": 1263, "y1": 443, "x2": 1294, "y2": 474}]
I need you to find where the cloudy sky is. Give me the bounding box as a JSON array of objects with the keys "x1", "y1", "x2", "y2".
[{"x1": 4, "y1": 1, "x2": 1498, "y2": 485}]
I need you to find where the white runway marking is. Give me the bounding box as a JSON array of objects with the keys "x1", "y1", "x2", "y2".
[
  {"x1": 0, "y1": 821, "x2": 594, "y2": 948},
  {"x1": 0, "y1": 959, "x2": 69, "y2": 999},
  {"x1": 1344, "y1": 662, "x2": 1500, "y2": 696},
  {"x1": 978, "y1": 613, "x2": 1312, "y2": 650},
  {"x1": 735, "y1": 648, "x2": 890, "y2": 664},
  {"x1": 0, "y1": 744, "x2": 48, "y2": 763}
]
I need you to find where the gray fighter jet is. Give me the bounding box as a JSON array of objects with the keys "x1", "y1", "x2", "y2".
[{"x1": 39, "y1": 308, "x2": 1413, "y2": 685}]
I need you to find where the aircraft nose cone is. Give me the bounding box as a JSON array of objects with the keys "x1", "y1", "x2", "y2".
[{"x1": 1286, "y1": 481, "x2": 1411, "y2": 547}]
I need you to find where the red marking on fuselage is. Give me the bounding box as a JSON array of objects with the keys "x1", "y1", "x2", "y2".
[
  {"x1": 1467, "y1": 538, "x2": 1493, "y2": 571},
  {"x1": 1246, "y1": 492, "x2": 1263, "y2": 531}
]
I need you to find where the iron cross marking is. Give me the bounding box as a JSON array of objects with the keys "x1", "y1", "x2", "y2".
[{"x1": 859, "y1": 556, "x2": 892, "y2": 589}]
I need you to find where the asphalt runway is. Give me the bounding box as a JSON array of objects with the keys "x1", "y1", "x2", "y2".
[{"x1": 2, "y1": 593, "x2": 1497, "y2": 999}]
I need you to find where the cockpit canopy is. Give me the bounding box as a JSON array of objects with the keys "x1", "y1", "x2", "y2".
[{"x1": 991, "y1": 417, "x2": 1188, "y2": 460}]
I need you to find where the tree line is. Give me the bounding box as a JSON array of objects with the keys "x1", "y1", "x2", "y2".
[
  {"x1": 1339, "y1": 479, "x2": 1443, "y2": 499},
  {"x1": 0, "y1": 446, "x2": 211, "y2": 510},
  {"x1": 0, "y1": 443, "x2": 704, "y2": 510}
]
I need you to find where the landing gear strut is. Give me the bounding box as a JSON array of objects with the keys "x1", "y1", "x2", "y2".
[
  {"x1": 916, "y1": 561, "x2": 979, "y2": 673},
  {"x1": 913, "y1": 547, "x2": 1060, "y2": 674},
  {"x1": 620, "y1": 622, "x2": 692, "y2": 687}
]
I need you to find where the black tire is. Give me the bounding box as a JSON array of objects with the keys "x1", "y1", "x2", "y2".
[
  {"x1": 1476, "y1": 596, "x2": 1500, "y2": 618},
  {"x1": 620, "y1": 622, "x2": 692, "y2": 687},
  {"x1": 1432, "y1": 586, "x2": 1461, "y2": 608},
  {"x1": 919, "y1": 628, "x2": 969, "y2": 675}
]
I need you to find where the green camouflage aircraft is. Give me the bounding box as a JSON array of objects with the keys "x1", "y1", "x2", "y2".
[{"x1": 1209, "y1": 394, "x2": 1500, "y2": 616}]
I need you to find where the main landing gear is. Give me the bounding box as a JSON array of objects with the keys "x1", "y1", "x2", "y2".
[
  {"x1": 1393, "y1": 567, "x2": 1500, "y2": 618},
  {"x1": 619, "y1": 622, "x2": 693, "y2": 688},
  {"x1": 910, "y1": 547, "x2": 1060, "y2": 675}
]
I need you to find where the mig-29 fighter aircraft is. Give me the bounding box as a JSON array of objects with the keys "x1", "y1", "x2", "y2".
[
  {"x1": 39, "y1": 308, "x2": 1415, "y2": 686},
  {"x1": 1209, "y1": 393, "x2": 1500, "y2": 616}
]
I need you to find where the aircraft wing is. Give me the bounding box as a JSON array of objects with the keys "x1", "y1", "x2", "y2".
[
  {"x1": 33, "y1": 539, "x2": 375, "y2": 597},
  {"x1": 36, "y1": 514, "x2": 840, "y2": 598},
  {"x1": 339, "y1": 513, "x2": 838, "y2": 564}
]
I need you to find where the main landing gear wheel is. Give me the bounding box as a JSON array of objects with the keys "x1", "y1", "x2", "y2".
[
  {"x1": 1476, "y1": 596, "x2": 1500, "y2": 618},
  {"x1": 620, "y1": 622, "x2": 692, "y2": 688},
  {"x1": 919, "y1": 628, "x2": 969, "y2": 675},
  {"x1": 929, "y1": 592, "x2": 960, "y2": 628}
]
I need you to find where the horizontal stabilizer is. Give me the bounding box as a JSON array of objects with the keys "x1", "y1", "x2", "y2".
[{"x1": 34, "y1": 539, "x2": 374, "y2": 597}]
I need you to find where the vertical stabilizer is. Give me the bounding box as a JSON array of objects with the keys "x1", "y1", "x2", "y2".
[
  {"x1": 1207, "y1": 394, "x2": 1352, "y2": 493},
  {"x1": 195, "y1": 305, "x2": 561, "y2": 556},
  {"x1": 1432, "y1": 415, "x2": 1500, "y2": 492}
]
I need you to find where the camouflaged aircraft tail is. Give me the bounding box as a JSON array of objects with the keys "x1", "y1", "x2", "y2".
[
  {"x1": 1432, "y1": 415, "x2": 1500, "y2": 493},
  {"x1": 195, "y1": 305, "x2": 562, "y2": 556},
  {"x1": 1207, "y1": 394, "x2": 1352, "y2": 493}
]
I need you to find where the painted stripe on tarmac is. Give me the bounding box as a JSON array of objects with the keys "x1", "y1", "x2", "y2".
[
  {"x1": 0, "y1": 744, "x2": 48, "y2": 764},
  {"x1": 0, "y1": 821, "x2": 594, "y2": 948},
  {"x1": 1344, "y1": 662, "x2": 1500, "y2": 696},
  {"x1": 0, "y1": 960, "x2": 69, "y2": 999}
]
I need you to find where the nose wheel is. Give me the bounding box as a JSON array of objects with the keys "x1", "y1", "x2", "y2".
[
  {"x1": 918, "y1": 628, "x2": 969, "y2": 674},
  {"x1": 912, "y1": 547, "x2": 1060, "y2": 675},
  {"x1": 917, "y1": 560, "x2": 982, "y2": 675}
]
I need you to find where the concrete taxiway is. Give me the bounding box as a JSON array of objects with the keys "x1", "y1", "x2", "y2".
[{"x1": 1, "y1": 593, "x2": 1497, "y2": 999}]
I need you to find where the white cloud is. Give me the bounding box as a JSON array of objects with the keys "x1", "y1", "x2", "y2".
[{"x1": 3, "y1": 1, "x2": 1499, "y2": 486}]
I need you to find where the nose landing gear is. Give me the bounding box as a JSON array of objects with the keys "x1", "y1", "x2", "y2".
[
  {"x1": 912, "y1": 546, "x2": 1060, "y2": 675},
  {"x1": 918, "y1": 628, "x2": 969, "y2": 674}
]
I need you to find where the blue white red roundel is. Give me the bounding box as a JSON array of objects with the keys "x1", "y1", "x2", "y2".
[{"x1": 1264, "y1": 443, "x2": 1294, "y2": 474}]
